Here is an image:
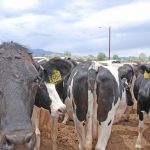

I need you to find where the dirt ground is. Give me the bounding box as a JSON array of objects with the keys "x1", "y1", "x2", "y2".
[{"x1": 40, "y1": 107, "x2": 150, "y2": 150}]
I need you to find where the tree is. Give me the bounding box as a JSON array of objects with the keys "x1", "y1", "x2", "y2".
[
  {"x1": 112, "y1": 55, "x2": 120, "y2": 60},
  {"x1": 139, "y1": 52, "x2": 146, "y2": 62},
  {"x1": 97, "y1": 52, "x2": 106, "y2": 61},
  {"x1": 64, "y1": 51, "x2": 72, "y2": 57},
  {"x1": 87, "y1": 55, "x2": 96, "y2": 61}
]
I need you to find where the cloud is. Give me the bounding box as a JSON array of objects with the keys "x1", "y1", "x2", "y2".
[
  {"x1": 2, "y1": 0, "x2": 39, "y2": 10},
  {"x1": 74, "y1": 0, "x2": 150, "y2": 29},
  {"x1": 0, "y1": 0, "x2": 150, "y2": 57}
]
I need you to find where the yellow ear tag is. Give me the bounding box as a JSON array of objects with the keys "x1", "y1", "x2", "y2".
[
  {"x1": 144, "y1": 71, "x2": 150, "y2": 79},
  {"x1": 49, "y1": 69, "x2": 62, "y2": 84}
]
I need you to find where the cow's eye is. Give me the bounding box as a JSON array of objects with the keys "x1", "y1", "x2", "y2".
[{"x1": 33, "y1": 77, "x2": 40, "y2": 84}]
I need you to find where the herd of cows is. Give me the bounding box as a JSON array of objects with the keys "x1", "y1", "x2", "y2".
[{"x1": 0, "y1": 42, "x2": 150, "y2": 150}]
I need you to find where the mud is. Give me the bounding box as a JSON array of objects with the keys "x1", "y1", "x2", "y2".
[{"x1": 40, "y1": 107, "x2": 150, "y2": 150}]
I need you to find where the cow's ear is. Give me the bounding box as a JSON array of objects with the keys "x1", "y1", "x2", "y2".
[
  {"x1": 139, "y1": 64, "x2": 149, "y2": 73},
  {"x1": 44, "y1": 58, "x2": 73, "y2": 83}
]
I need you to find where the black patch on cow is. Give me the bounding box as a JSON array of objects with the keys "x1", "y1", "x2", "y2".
[
  {"x1": 83, "y1": 121, "x2": 86, "y2": 126},
  {"x1": 72, "y1": 100, "x2": 75, "y2": 113},
  {"x1": 108, "y1": 120, "x2": 112, "y2": 126},
  {"x1": 34, "y1": 82, "x2": 51, "y2": 113},
  {"x1": 42, "y1": 58, "x2": 73, "y2": 83},
  {"x1": 68, "y1": 62, "x2": 92, "y2": 122},
  {"x1": 118, "y1": 64, "x2": 134, "y2": 85},
  {"x1": 134, "y1": 74, "x2": 150, "y2": 118},
  {"x1": 96, "y1": 66, "x2": 120, "y2": 123},
  {"x1": 56, "y1": 59, "x2": 77, "y2": 103},
  {"x1": 118, "y1": 64, "x2": 134, "y2": 106},
  {"x1": 120, "y1": 78, "x2": 133, "y2": 106},
  {"x1": 126, "y1": 87, "x2": 134, "y2": 106}
]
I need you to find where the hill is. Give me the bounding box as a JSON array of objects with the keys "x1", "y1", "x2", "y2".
[{"x1": 30, "y1": 49, "x2": 63, "y2": 56}]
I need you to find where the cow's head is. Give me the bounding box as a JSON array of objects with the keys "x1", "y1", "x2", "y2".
[
  {"x1": 39, "y1": 58, "x2": 73, "y2": 120},
  {"x1": 0, "y1": 42, "x2": 39, "y2": 149},
  {"x1": 134, "y1": 64, "x2": 150, "y2": 78}
]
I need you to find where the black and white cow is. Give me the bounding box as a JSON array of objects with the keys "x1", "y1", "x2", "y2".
[
  {"x1": 133, "y1": 64, "x2": 150, "y2": 149},
  {"x1": 55, "y1": 58, "x2": 78, "y2": 123},
  {"x1": 118, "y1": 64, "x2": 135, "y2": 121},
  {"x1": 33, "y1": 57, "x2": 74, "y2": 150},
  {"x1": 39, "y1": 58, "x2": 73, "y2": 117},
  {"x1": 66, "y1": 61, "x2": 128, "y2": 150}
]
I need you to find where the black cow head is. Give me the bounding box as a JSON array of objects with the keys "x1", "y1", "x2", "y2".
[
  {"x1": 36, "y1": 58, "x2": 73, "y2": 120},
  {"x1": 0, "y1": 42, "x2": 39, "y2": 150},
  {"x1": 134, "y1": 64, "x2": 150, "y2": 78}
]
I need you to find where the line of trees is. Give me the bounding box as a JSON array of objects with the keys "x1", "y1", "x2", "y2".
[{"x1": 38, "y1": 51, "x2": 150, "y2": 62}]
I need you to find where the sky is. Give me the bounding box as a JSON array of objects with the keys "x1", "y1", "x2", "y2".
[{"x1": 0, "y1": 0, "x2": 150, "y2": 57}]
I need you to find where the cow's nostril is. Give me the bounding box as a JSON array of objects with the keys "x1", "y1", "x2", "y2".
[
  {"x1": 3, "y1": 132, "x2": 35, "y2": 149},
  {"x1": 25, "y1": 132, "x2": 35, "y2": 148},
  {"x1": 4, "y1": 135, "x2": 14, "y2": 149},
  {"x1": 26, "y1": 133, "x2": 33, "y2": 143},
  {"x1": 58, "y1": 108, "x2": 66, "y2": 114},
  {"x1": 58, "y1": 109, "x2": 63, "y2": 113}
]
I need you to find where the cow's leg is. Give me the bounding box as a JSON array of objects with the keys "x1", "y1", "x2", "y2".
[
  {"x1": 62, "y1": 112, "x2": 69, "y2": 124},
  {"x1": 95, "y1": 120, "x2": 113, "y2": 150},
  {"x1": 123, "y1": 105, "x2": 133, "y2": 121},
  {"x1": 85, "y1": 90, "x2": 94, "y2": 150},
  {"x1": 32, "y1": 106, "x2": 41, "y2": 150},
  {"x1": 135, "y1": 111, "x2": 144, "y2": 149},
  {"x1": 123, "y1": 84, "x2": 134, "y2": 121},
  {"x1": 95, "y1": 102, "x2": 116, "y2": 150},
  {"x1": 92, "y1": 89, "x2": 98, "y2": 140},
  {"x1": 114, "y1": 92, "x2": 127, "y2": 124},
  {"x1": 50, "y1": 116, "x2": 58, "y2": 150},
  {"x1": 34, "y1": 127, "x2": 40, "y2": 150},
  {"x1": 73, "y1": 114, "x2": 86, "y2": 150},
  {"x1": 62, "y1": 97, "x2": 73, "y2": 124}
]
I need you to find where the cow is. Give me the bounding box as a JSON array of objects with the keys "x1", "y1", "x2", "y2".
[
  {"x1": 32, "y1": 80, "x2": 51, "y2": 150},
  {"x1": 55, "y1": 58, "x2": 78, "y2": 123},
  {"x1": 117, "y1": 64, "x2": 135, "y2": 121},
  {"x1": 32, "y1": 57, "x2": 73, "y2": 150},
  {"x1": 65, "y1": 61, "x2": 128, "y2": 150},
  {"x1": 0, "y1": 42, "x2": 40, "y2": 150},
  {"x1": 100, "y1": 63, "x2": 135, "y2": 122},
  {"x1": 133, "y1": 64, "x2": 150, "y2": 149}
]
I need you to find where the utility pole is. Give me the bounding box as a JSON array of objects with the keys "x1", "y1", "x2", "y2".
[
  {"x1": 109, "y1": 26, "x2": 111, "y2": 60},
  {"x1": 98, "y1": 26, "x2": 111, "y2": 60}
]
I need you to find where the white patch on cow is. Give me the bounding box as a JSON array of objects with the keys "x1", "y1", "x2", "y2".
[
  {"x1": 89, "y1": 61, "x2": 101, "y2": 71},
  {"x1": 104, "y1": 65, "x2": 119, "y2": 86},
  {"x1": 96, "y1": 97, "x2": 120, "y2": 150},
  {"x1": 114, "y1": 79, "x2": 127, "y2": 123},
  {"x1": 92, "y1": 83, "x2": 98, "y2": 140},
  {"x1": 45, "y1": 83, "x2": 66, "y2": 117},
  {"x1": 68, "y1": 71, "x2": 89, "y2": 150},
  {"x1": 62, "y1": 97, "x2": 73, "y2": 124},
  {"x1": 85, "y1": 90, "x2": 94, "y2": 150},
  {"x1": 73, "y1": 113, "x2": 86, "y2": 150},
  {"x1": 62, "y1": 112, "x2": 69, "y2": 124},
  {"x1": 69, "y1": 72, "x2": 77, "y2": 100},
  {"x1": 62, "y1": 72, "x2": 77, "y2": 124},
  {"x1": 131, "y1": 75, "x2": 136, "y2": 100},
  {"x1": 135, "y1": 118, "x2": 144, "y2": 149}
]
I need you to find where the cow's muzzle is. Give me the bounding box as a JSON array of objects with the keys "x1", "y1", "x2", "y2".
[
  {"x1": 1, "y1": 131, "x2": 36, "y2": 150},
  {"x1": 57, "y1": 106, "x2": 66, "y2": 122}
]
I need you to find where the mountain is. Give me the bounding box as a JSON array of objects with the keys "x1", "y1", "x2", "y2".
[{"x1": 30, "y1": 49, "x2": 63, "y2": 56}]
